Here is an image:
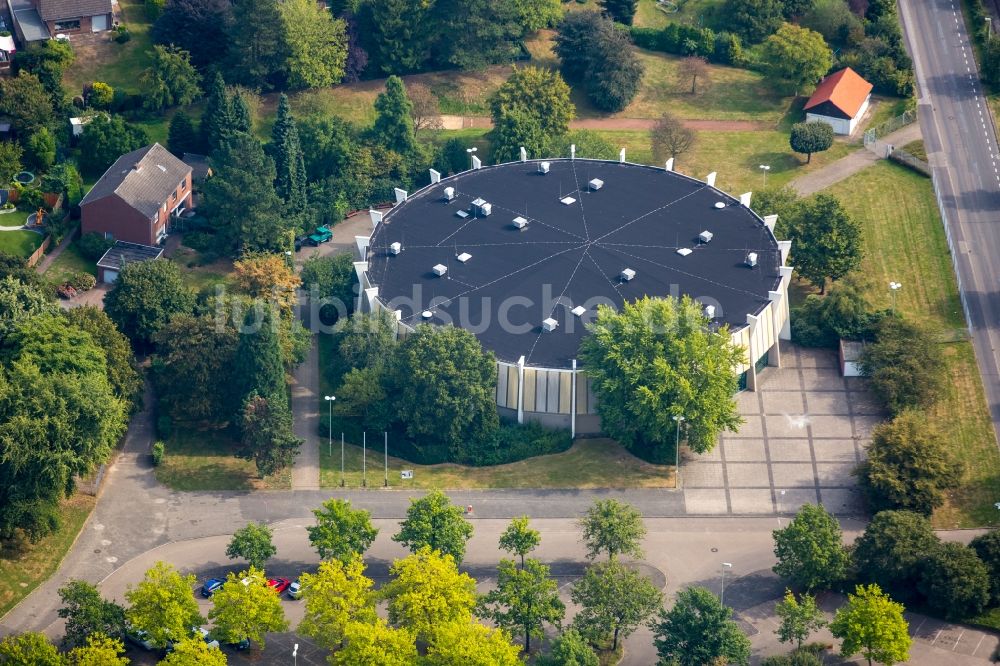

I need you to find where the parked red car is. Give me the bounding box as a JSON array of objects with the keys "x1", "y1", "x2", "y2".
[{"x1": 267, "y1": 577, "x2": 291, "y2": 594}]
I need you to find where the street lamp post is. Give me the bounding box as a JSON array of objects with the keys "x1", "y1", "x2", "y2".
[
  {"x1": 340, "y1": 432, "x2": 345, "y2": 487},
  {"x1": 720, "y1": 562, "x2": 733, "y2": 606},
  {"x1": 324, "y1": 396, "x2": 335, "y2": 459},
  {"x1": 466, "y1": 146, "x2": 478, "y2": 169},
  {"x1": 673, "y1": 415, "x2": 685, "y2": 488},
  {"x1": 384, "y1": 431, "x2": 388, "y2": 487},
  {"x1": 889, "y1": 281, "x2": 902, "y2": 313},
  {"x1": 987, "y1": 16, "x2": 993, "y2": 36},
  {"x1": 759, "y1": 164, "x2": 771, "y2": 188},
  {"x1": 362, "y1": 431, "x2": 367, "y2": 487}
]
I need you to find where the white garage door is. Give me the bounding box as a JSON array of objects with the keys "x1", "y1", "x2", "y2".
[
  {"x1": 102, "y1": 269, "x2": 118, "y2": 283},
  {"x1": 92, "y1": 14, "x2": 108, "y2": 31}
]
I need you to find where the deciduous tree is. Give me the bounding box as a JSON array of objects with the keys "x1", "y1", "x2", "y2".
[
  {"x1": 226, "y1": 0, "x2": 288, "y2": 88},
  {"x1": 860, "y1": 317, "x2": 944, "y2": 415},
  {"x1": 57, "y1": 580, "x2": 127, "y2": 649},
  {"x1": 853, "y1": 510, "x2": 940, "y2": 603},
  {"x1": 789, "y1": 122, "x2": 834, "y2": 163},
  {"x1": 233, "y1": 253, "x2": 301, "y2": 314},
  {"x1": 772, "y1": 503, "x2": 849, "y2": 591},
  {"x1": 408, "y1": 83, "x2": 443, "y2": 133},
  {"x1": 599, "y1": 0, "x2": 637, "y2": 24},
  {"x1": 124, "y1": 562, "x2": 203, "y2": 650},
  {"x1": 63, "y1": 634, "x2": 128, "y2": 666},
  {"x1": 208, "y1": 567, "x2": 288, "y2": 648},
  {"x1": 333, "y1": 619, "x2": 417, "y2": 666},
  {"x1": 389, "y1": 326, "x2": 499, "y2": 460},
  {"x1": 140, "y1": 45, "x2": 201, "y2": 111},
  {"x1": 722, "y1": 0, "x2": 784, "y2": 43},
  {"x1": 337, "y1": 310, "x2": 396, "y2": 370},
  {"x1": 918, "y1": 543, "x2": 990, "y2": 620},
  {"x1": 775, "y1": 589, "x2": 826, "y2": 649},
  {"x1": 25, "y1": 127, "x2": 54, "y2": 170},
  {"x1": 77, "y1": 115, "x2": 149, "y2": 177},
  {"x1": 499, "y1": 516, "x2": 541, "y2": 568},
  {"x1": 159, "y1": 636, "x2": 227, "y2": 666},
  {"x1": 307, "y1": 498, "x2": 378, "y2": 563},
  {"x1": 152, "y1": 0, "x2": 231, "y2": 71},
  {"x1": 579, "y1": 296, "x2": 744, "y2": 458},
  {"x1": 0, "y1": 140, "x2": 22, "y2": 184},
  {"x1": 299, "y1": 555, "x2": 378, "y2": 650},
  {"x1": 678, "y1": 56, "x2": 711, "y2": 94},
  {"x1": 0, "y1": 72, "x2": 54, "y2": 135},
  {"x1": 64, "y1": 306, "x2": 143, "y2": 410},
  {"x1": 537, "y1": 629, "x2": 599, "y2": 666},
  {"x1": 301, "y1": 253, "x2": 357, "y2": 317},
  {"x1": 393, "y1": 490, "x2": 474, "y2": 563},
  {"x1": 279, "y1": 0, "x2": 347, "y2": 89},
  {"x1": 651, "y1": 586, "x2": 752, "y2": 666},
  {"x1": 489, "y1": 66, "x2": 574, "y2": 162},
  {"x1": 424, "y1": 621, "x2": 523, "y2": 665},
  {"x1": 650, "y1": 112, "x2": 696, "y2": 163},
  {"x1": 762, "y1": 23, "x2": 833, "y2": 93},
  {"x1": 479, "y1": 558, "x2": 565, "y2": 651},
  {"x1": 232, "y1": 302, "x2": 286, "y2": 411},
  {"x1": 226, "y1": 522, "x2": 276, "y2": 570},
  {"x1": 858, "y1": 412, "x2": 959, "y2": 515},
  {"x1": 560, "y1": 130, "x2": 617, "y2": 160},
  {"x1": 571, "y1": 560, "x2": 661, "y2": 651},
  {"x1": 787, "y1": 193, "x2": 861, "y2": 293},
  {"x1": 104, "y1": 259, "x2": 193, "y2": 349},
  {"x1": 0, "y1": 632, "x2": 61, "y2": 665},
  {"x1": 579, "y1": 499, "x2": 646, "y2": 562},
  {"x1": 382, "y1": 547, "x2": 477, "y2": 643},
  {"x1": 830, "y1": 584, "x2": 910, "y2": 666},
  {"x1": 970, "y1": 530, "x2": 1000, "y2": 605}
]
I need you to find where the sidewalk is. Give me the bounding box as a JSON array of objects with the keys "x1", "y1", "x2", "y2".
[
  {"x1": 289, "y1": 336, "x2": 321, "y2": 490},
  {"x1": 789, "y1": 123, "x2": 923, "y2": 196},
  {"x1": 33, "y1": 227, "x2": 78, "y2": 274}
]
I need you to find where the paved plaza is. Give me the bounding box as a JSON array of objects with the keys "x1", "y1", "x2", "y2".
[{"x1": 683, "y1": 344, "x2": 882, "y2": 516}]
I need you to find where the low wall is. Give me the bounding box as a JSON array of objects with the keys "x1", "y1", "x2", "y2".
[{"x1": 25, "y1": 234, "x2": 52, "y2": 268}]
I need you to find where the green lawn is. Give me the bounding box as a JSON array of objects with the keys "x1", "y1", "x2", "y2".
[
  {"x1": 62, "y1": 0, "x2": 154, "y2": 96},
  {"x1": 634, "y1": 0, "x2": 672, "y2": 29},
  {"x1": 42, "y1": 241, "x2": 95, "y2": 286},
  {"x1": 0, "y1": 230, "x2": 43, "y2": 258},
  {"x1": 826, "y1": 161, "x2": 999, "y2": 528},
  {"x1": 154, "y1": 428, "x2": 291, "y2": 491},
  {"x1": 0, "y1": 210, "x2": 31, "y2": 227},
  {"x1": 0, "y1": 494, "x2": 95, "y2": 617}
]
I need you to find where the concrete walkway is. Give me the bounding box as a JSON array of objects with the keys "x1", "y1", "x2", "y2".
[
  {"x1": 33, "y1": 228, "x2": 76, "y2": 274},
  {"x1": 789, "y1": 123, "x2": 923, "y2": 196},
  {"x1": 290, "y1": 337, "x2": 321, "y2": 490}
]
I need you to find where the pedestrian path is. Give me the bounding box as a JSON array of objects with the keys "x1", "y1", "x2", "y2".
[{"x1": 290, "y1": 336, "x2": 321, "y2": 490}]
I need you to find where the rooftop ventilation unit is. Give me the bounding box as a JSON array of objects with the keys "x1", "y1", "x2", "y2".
[
  {"x1": 676, "y1": 248, "x2": 693, "y2": 257},
  {"x1": 538, "y1": 161, "x2": 550, "y2": 174},
  {"x1": 571, "y1": 305, "x2": 587, "y2": 317},
  {"x1": 389, "y1": 242, "x2": 402, "y2": 255},
  {"x1": 513, "y1": 216, "x2": 528, "y2": 230},
  {"x1": 620, "y1": 268, "x2": 636, "y2": 282},
  {"x1": 456, "y1": 252, "x2": 471, "y2": 263},
  {"x1": 443, "y1": 187, "x2": 455, "y2": 201},
  {"x1": 455, "y1": 210, "x2": 469, "y2": 219},
  {"x1": 704, "y1": 304, "x2": 716, "y2": 319},
  {"x1": 471, "y1": 198, "x2": 491, "y2": 216},
  {"x1": 745, "y1": 252, "x2": 758, "y2": 268},
  {"x1": 589, "y1": 178, "x2": 604, "y2": 191},
  {"x1": 714, "y1": 201, "x2": 725, "y2": 209},
  {"x1": 698, "y1": 231, "x2": 713, "y2": 244},
  {"x1": 433, "y1": 264, "x2": 448, "y2": 276},
  {"x1": 542, "y1": 317, "x2": 558, "y2": 332},
  {"x1": 560, "y1": 196, "x2": 576, "y2": 205},
  {"x1": 422, "y1": 310, "x2": 433, "y2": 319}
]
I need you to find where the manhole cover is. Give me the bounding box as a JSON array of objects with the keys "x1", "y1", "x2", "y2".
[
  {"x1": 94, "y1": 549, "x2": 100, "y2": 554},
  {"x1": 711, "y1": 547, "x2": 718, "y2": 552}
]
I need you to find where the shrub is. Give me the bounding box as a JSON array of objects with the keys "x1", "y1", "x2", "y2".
[
  {"x1": 115, "y1": 25, "x2": 131, "y2": 43},
  {"x1": 87, "y1": 82, "x2": 115, "y2": 109},
  {"x1": 151, "y1": 441, "x2": 165, "y2": 466},
  {"x1": 78, "y1": 232, "x2": 115, "y2": 261},
  {"x1": 145, "y1": 0, "x2": 164, "y2": 19},
  {"x1": 69, "y1": 272, "x2": 97, "y2": 292},
  {"x1": 455, "y1": 422, "x2": 573, "y2": 466},
  {"x1": 156, "y1": 414, "x2": 172, "y2": 440},
  {"x1": 918, "y1": 542, "x2": 991, "y2": 620},
  {"x1": 181, "y1": 231, "x2": 214, "y2": 253},
  {"x1": 860, "y1": 316, "x2": 945, "y2": 415},
  {"x1": 16, "y1": 187, "x2": 45, "y2": 212}
]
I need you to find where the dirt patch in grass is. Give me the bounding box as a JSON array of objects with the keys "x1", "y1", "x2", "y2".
[
  {"x1": 62, "y1": 0, "x2": 154, "y2": 96},
  {"x1": 155, "y1": 427, "x2": 291, "y2": 491},
  {"x1": 0, "y1": 494, "x2": 95, "y2": 617}
]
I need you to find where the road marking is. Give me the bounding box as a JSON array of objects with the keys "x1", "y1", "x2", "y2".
[
  {"x1": 953, "y1": 630, "x2": 964, "y2": 651},
  {"x1": 973, "y1": 634, "x2": 986, "y2": 656},
  {"x1": 931, "y1": 629, "x2": 942, "y2": 645}
]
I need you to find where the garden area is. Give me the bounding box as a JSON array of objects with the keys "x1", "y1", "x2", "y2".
[
  {"x1": 153, "y1": 428, "x2": 291, "y2": 491},
  {"x1": 0, "y1": 230, "x2": 43, "y2": 259},
  {"x1": 823, "y1": 161, "x2": 999, "y2": 528}
]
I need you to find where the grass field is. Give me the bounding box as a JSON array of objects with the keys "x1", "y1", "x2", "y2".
[
  {"x1": 154, "y1": 428, "x2": 291, "y2": 491},
  {"x1": 318, "y1": 438, "x2": 675, "y2": 490},
  {"x1": 0, "y1": 494, "x2": 95, "y2": 617},
  {"x1": 0, "y1": 230, "x2": 43, "y2": 258},
  {"x1": 826, "y1": 161, "x2": 999, "y2": 527},
  {"x1": 62, "y1": 0, "x2": 154, "y2": 96},
  {"x1": 42, "y1": 241, "x2": 95, "y2": 286}
]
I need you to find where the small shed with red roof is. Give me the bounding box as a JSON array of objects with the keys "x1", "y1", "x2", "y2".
[{"x1": 804, "y1": 67, "x2": 873, "y2": 136}]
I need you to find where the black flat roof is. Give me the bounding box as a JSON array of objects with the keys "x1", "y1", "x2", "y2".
[
  {"x1": 366, "y1": 159, "x2": 782, "y2": 369},
  {"x1": 96, "y1": 241, "x2": 163, "y2": 270}
]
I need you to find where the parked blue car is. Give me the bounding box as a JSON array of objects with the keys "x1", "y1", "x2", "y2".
[{"x1": 201, "y1": 578, "x2": 225, "y2": 597}]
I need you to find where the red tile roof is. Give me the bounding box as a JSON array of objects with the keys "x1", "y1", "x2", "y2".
[{"x1": 804, "y1": 67, "x2": 873, "y2": 118}]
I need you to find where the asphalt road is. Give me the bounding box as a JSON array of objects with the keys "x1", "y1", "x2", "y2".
[{"x1": 900, "y1": 0, "x2": 1000, "y2": 445}]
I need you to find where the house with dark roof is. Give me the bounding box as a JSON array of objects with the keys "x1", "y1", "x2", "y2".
[
  {"x1": 80, "y1": 143, "x2": 194, "y2": 246},
  {"x1": 803, "y1": 67, "x2": 874, "y2": 136},
  {"x1": 8, "y1": 0, "x2": 112, "y2": 42}
]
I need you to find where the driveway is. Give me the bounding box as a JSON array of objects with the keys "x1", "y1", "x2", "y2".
[{"x1": 683, "y1": 345, "x2": 879, "y2": 517}]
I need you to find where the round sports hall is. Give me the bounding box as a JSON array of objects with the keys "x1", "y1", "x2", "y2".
[{"x1": 355, "y1": 157, "x2": 792, "y2": 435}]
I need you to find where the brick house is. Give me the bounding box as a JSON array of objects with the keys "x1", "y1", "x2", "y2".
[
  {"x1": 80, "y1": 143, "x2": 194, "y2": 246},
  {"x1": 9, "y1": 0, "x2": 113, "y2": 43}
]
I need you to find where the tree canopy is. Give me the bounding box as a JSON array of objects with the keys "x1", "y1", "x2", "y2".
[
  {"x1": 772, "y1": 503, "x2": 849, "y2": 591},
  {"x1": 299, "y1": 555, "x2": 378, "y2": 651},
  {"x1": 789, "y1": 122, "x2": 834, "y2": 163},
  {"x1": 63, "y1": 633, "x2": 128, "y2": 666},
  {"x1": 852, "y1": 510, "x2": 939, "y2": 603},
  {"x1": 478, "y1": 558, "x2": 565, "y2": 651},
  {"x1": 489, "y1": 66, "x2": 574, "y2": 162},
  {"x1": 970, "y1": 530, "x2": 1000, "y2": 605},
  {"x1": 372, "y1": 76, "x2": 417, "y2": 156},
  {"x1": 917, "y1": 543, "x2": 991, "y2": 620},
  {"x1": 571, "y1": 560, "x2": 661, "y2": 651},
  {"x1": 226, "y1": 522, "x2": 277, "y2": 570},
  {"x1": 208, "y1": 567, "x2": 288, "y2": 648},
  {"x1": 392, "y1": 490, "x2": 474, "y2": 563},
  {"x1": 307, "y1": 498, "x2": 379, "y2": 563},
  {"x1": 775, "y1": 589, "x2": 826, "y2": 649},
  {"x1": 786, "y1": 194, "x2": 862, "y2": 293},
  {"x1": 104, "y1": 259, "x2": 193, "y2": 348},
  {"x1": 279, "y1": 0, "x2": 348, "y2": 89},
  {"x1": 762, "y1": 23, "x2": 833, "y2": 93},
  {"x1": 498, "y1": 515, "x2": 541, "y2": 567},
  {"x1": 77, "y1": 115, "x2": 149, "y2": 176},
  {"x1": 57, "y1": 580, "x2": 126, "y2": 649},
  {"x1": 579, "y1": 296, "x2": 744, "y2": 459},
  {"x1": 124, "y1": 562, "x2": 203, "y2": 649},
  {"x1": 651, "y1": 586, "x2": 752, "y2": 666},
  {"x1": 554, "y1": 12, "x2": 642, "y2": 113},
  {"x1": 579, "y1": 499, "x2": 646, "y2": 562},
  {"x1": 0, "y1": 632, "x2": 62, "y2": 666},
  {"x1": 829, "y1": 584, "x2": 911, "y2": 666},
  {"x1": 860, "y1": 317, "x2": 944, "y2": 415}
]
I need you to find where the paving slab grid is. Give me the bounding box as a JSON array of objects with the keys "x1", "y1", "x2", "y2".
[{"x1": 683, "y1": 345, "x2": 881, "y2": 517}]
